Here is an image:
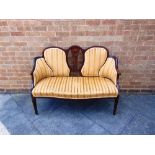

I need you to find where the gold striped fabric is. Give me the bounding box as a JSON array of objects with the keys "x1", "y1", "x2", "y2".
[
  {"x1": 81, "y1": 47, "x2": 108, "y2": 76},
  {"x1": 44, "y1": 48, "x2": 70, "y2": 76},
  {"x1": 32, "y1": 77, "x2": 118, "y2": 99},
  {"x1": 99, "y1": 57, "x2": 117, "y2": 85},
  {"x1": 33, "y1": 58, "x2": 53, "y2": 86}
]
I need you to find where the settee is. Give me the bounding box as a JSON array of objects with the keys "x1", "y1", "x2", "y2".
[{"x1": 31, "y1": 46, "x2": 121, "y2": 115}]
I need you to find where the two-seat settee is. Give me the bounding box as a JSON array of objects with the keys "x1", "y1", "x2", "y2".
[{"x1": 31, "y1": 46, "x2": 121, "y2": 115}]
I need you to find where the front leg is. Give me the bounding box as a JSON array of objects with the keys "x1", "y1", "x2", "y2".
[
  {"x1": 31, "y1": 95, "x2": 38, "y2": 115},
  {"x1": 113, "y1": 95, "x2": 119, "y2": 115}
]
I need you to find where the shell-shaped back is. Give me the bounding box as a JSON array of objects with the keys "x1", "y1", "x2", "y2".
[
  {"x1": 44, "y1": 48, "x2": 70, "y2": 76},
  {"x1": 81, "y1": 47, "x2": 108, "y2": 76}
]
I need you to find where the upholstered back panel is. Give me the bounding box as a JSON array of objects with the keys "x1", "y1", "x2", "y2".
[
  {"x1": 81, "y1": 47, "x2": 108, "y2": 76},
  {"x1": 44, "y1": 48, "x2": 70, "y2": 76},
  {"x1": 99, "y1": 57, "x2": 117, "y2": 85},
  {"x1": 33, "y1": 58, "x2": 53, "y2": 86}
]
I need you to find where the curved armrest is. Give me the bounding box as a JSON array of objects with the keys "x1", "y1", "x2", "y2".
[
  {"x1": 32, "y1": 58, "x2": 53, "y2": 86},
  {"x1": 99, "y1": 57, "x2": 118, "y2": 85}
]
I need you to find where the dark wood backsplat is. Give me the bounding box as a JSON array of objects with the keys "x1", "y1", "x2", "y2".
[{"x1": 66, "y1": 46, "x2": 84, "y2": 76}]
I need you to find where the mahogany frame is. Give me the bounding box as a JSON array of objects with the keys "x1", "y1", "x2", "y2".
[{"x1": 31, "y1": 45, "x2": 121, "y2": 115}]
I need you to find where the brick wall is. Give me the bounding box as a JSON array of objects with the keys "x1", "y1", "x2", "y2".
[{"x1": 0, "y1": 19, "x2": 155, "y2": 92}]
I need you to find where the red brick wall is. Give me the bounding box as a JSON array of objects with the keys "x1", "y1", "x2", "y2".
[{"x1": 0, "y1": 19, "x2": 155, "y2": 92}]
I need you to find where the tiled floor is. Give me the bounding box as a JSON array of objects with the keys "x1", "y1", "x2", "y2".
[{"x1": 0, "y1": 93, "x2": 155, "y2": 135}]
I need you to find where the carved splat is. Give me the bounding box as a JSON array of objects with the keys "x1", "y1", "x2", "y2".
[{"x1": 66, "y1": 46, "x2": 84, "y2": 76}]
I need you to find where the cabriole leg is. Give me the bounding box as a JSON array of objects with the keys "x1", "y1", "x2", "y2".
[
  {"x1": 113, "y1": 95, "x2": 119, "y2": 115},
  {"x1": 31, "y1": 95, "x2": 38, "y2": 115}
]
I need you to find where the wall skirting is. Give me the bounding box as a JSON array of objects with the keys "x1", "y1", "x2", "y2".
[{"x1": 0, "y1": 89, "x2": 155, "y2": 95}]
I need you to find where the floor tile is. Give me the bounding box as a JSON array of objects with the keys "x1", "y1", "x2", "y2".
[
  {"x1": 81, "y1": 99, "x2": 135, "y2": 134},
  {"x1": 0, "y1": 121, "x2": 10, "y2": 135},
  {"x1": 0, "y1": 93, "x2": 155, "y2": 135},
  {"x1": 122, "y1": 114, "x2": 155, "y2": 135},
  {"x1": 1, "y1": 113, "x2": 40, "y2": 135},
  {"x1": 0, "y1": 94, "x2": 18, "y2": 110},
  {"x1": 33, "y1": 105, "x2": 109, "y2": 135},
  {"x1": 120, "y1": 95, "x2": 155, "y2": 121},
  {"x1": 11, "y1": 94, "x2": 60, "y2": 122},
  {"x1": 0, "y1": 94, "x2": 21, "y2": 121}
]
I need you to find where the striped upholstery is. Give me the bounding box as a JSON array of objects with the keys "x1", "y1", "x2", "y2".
[
  {"x1": 44, "y1": 48, "x2": 70, "y2": 76},
  {"x1": 81, "y1": 47, "x2": 108, "y2": 76},
  {"x1": 99, "y1": 58, "x2": 117, "y2": 85},
  {"x1": 33, "y1": 58, "x2": 53, "y2": 86},
  {"x1": 32, "y1": 77, "x2": 118, "y2": 99}
]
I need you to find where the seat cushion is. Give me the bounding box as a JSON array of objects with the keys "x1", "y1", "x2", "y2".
[{"x1": 32, "y1": 77, "x2": 118, "y2": 99}]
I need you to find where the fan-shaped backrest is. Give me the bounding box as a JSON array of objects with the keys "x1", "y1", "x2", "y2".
[
  {"x1": 81, "y1": 47, "x2": 108, "y2": 76},
  {"x1": 44, "y1": 48, "x2": 70, "y2": 76}
]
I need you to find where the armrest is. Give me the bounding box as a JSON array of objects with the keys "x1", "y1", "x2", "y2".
[
  {"x1": 32, "y1": 58, "x2": 53, "y2": 86},
  {"x1": 99, "y1": 57, "x2": 118, "y2": 85}
]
